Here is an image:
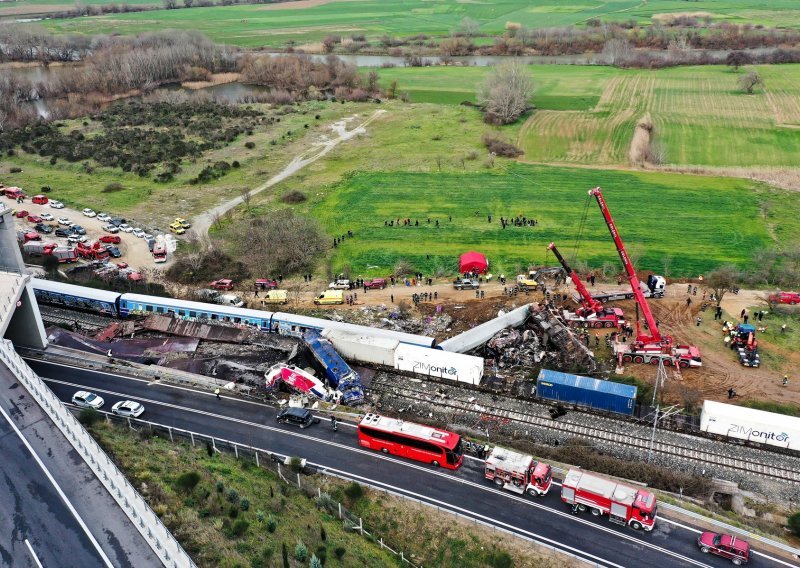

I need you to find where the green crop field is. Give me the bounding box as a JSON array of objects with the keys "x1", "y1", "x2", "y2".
[
  {"x1": 376, "y1": 63, "x2": 800, "y2": 168},
  {"x1": 22, "y1": 0, "x2": 800, "y2": 48},
  {"x1": 308, "y1": 163, "x2": 800, "y2": 278}
]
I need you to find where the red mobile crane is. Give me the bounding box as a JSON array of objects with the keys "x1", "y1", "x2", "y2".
[
  {"x1": 588, "y1": 187, "x2": 701, "y2": 368},
  {"x1": 547, "y1": 242, "x2": 625, "y2": 329}
]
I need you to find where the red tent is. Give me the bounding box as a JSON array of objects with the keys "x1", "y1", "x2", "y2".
[{"x1": 459, "y1": 251, "x2": 488, "y2": 274}]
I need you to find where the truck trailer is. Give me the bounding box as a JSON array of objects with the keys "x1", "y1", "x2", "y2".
[
  {"x1": 561, "y1": 469, "x2": 657, "y2": 531},
  {"x1": 485, "y1": 446, "x2": 552, "y2": 497}
]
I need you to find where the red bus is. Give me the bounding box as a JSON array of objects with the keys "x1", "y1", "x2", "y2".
[{"x1": 357, "y1": 413, "x2": 463, "y2": 470}]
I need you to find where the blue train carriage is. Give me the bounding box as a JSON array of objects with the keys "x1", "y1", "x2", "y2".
[
  {"x1": 303, "y1": 330, "x2": 364, "y2": 405},
  {"x1": 32, "y1": 278, "x2": 122, "y2": 317},
  {"x1": 536, "y1": 369, "x2": 637, "y2": 416},
  {"x1": 119, "y1": 293, "x2": 275, "y2": 331}
]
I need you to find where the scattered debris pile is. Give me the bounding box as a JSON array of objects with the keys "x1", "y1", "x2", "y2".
[
  {"x1": 481, "y1": 303, "x2": 597, "y2": 381},
  {"x1": 142, "y1": 313, "x2": 252, "y2": 343},
  {"x1": 318, "y1": 305, "x2": 454, "y2": 337}
]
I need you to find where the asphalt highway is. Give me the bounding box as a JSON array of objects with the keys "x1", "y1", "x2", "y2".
[
  {"x1": 0, "y1": 402, "x2": 111, "y2": 568},
  {"x1": 27, "y1": 359, "x2": 799, "y2": 568}
]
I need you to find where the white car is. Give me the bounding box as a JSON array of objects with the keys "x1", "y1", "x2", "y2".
[
  {"x1": 103, "y1": 224, "x2": 120, "y2": 234},
  {"x1": 57, "y1": 217, "x2": 71, "y2": 225},
  {"x1": 111, "y1": 400, "x2": 145, "y2": 418},
  {"x1": 143, "y1": 233, "x2": 154, "y2": 240},
  {"x1": 82, "y1": 208, "x2": 97, "y2": 217},
  {"x1": 40, "y1": 212, "x2": 54, "y2": 221},
  {"x1": 72, "y1": 390, "x2": 105, "y2": 409},
  {"x1": 67, "y1": 234, "x2": 88, "y2": 244},
  {"x1": 132, "y1": 228, "x2": 145, "y2": 238},
  {"x1": 119, "y1": 224, "x2": 133, "y2": 233},
  {"x1": 97, "y1": 213, "x2": 111, "y2": 222},
  {"x1": 49, "y1": 200, "x2": 65, "y2": 209}
]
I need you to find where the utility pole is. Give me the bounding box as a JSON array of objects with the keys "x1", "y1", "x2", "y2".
[{"x1": 647, "y1": 359, "x2": 678, "y2": 463}]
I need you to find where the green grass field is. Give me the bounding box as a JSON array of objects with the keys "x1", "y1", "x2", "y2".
[
  {"x1": 377, "y1": 64, "x2": 800, "y2": 167},
  {"x1": 22, "y1": 0, "x2": 800, "y2": 48},
  {"x1": 307, "y1": 163, "x2": 800, "y2": 278}
]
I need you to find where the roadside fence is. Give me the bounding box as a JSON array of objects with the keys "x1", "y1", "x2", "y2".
[{"x1": 0, "y1": 340, "x2": 196, "y2": 568}]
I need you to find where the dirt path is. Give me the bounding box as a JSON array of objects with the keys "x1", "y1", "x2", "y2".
[{"x1": 192, "y1": 110, "x2": 386, "y2": 240}]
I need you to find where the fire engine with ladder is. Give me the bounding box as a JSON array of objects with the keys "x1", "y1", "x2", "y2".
[
  {"x1": 588, "y1": 187, "x2": 702, "y2": 369},
  {"x1": 547, "y1": 242, "x2": 625, "y2": 329},
  {"x1": 484, "y1": 446, "x2": 552, "y2": 497},
  {"x1": 561, "y1": 468, "x2": 657, "y2": 531}
]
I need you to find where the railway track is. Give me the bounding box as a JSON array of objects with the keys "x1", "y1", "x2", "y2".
[
  {"x1": 370, "y1": 378, "x2": 800, "y2": 484},
  {"x1": 38, "y1": 306, "x2": 114, "y2": 330}
]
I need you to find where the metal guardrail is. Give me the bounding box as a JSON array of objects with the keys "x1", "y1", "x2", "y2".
[
  {"x1": 94, "y1": 412, "x2": 422, "y2": 567},
  {"x1": 0, "y1": 340, "x2": 196, "y2": 568},
  {"x1": 22, "y1": 345, "x2": 800, "y2": 563}
]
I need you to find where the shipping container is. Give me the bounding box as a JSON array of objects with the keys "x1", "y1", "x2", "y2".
[
  {"x1": 394, "y1": 344, "x2": 484, "y2": 385},
  {"x1": 536, "y1": 369, "x2": 636, "y2": 416},
  {"x1": 321, "y1": 329, "x2": 399, "y2": 367},
  {"x1": 700, "y1": 400, "x2": 800, "y2": 451}
]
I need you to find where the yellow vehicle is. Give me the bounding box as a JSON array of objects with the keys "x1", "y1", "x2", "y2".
[
  {"x1": 516, "y1": 273, "x2": 538, "y2": 291},
  {"x1": 169, "y1": 222, "x2": 185, "y2": 235},
  {"x1": 313, "y1": 289, "x2": 344, "y2": 305},
  {"x1": 261, "y1": 289, "x2": 288, "y2": 305},
  {"x1": 174, "y1": 217, "x2": 191, "y2": 229}
]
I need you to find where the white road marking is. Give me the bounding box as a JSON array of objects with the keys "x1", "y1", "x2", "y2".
[
  {"x1": 39, "y1": 366, "x2": 800, "y2": 568},
  {"x1": 0, "y1": 405, "x2": 114, "y2": 567},
  {"x1": 44, "y1": 376, "x2": 721, "y2": 568},
  {"x1": 24, "y1": 539, "x2": 43, "y2": 568}
]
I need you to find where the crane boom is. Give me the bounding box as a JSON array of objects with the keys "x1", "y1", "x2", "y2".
[
  {"x1": 547, "y1": 242, "x2": 603, "y2": 314},
  {"x1": 588, "y1": 187, "x2": 663, "y2": 344}
]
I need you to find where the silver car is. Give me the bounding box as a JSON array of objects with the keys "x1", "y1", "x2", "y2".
[
  {"x1": 111, "y1": 400, "x2": 145, "y2": 417},
  {"x1": 72, "y1": 390, "x2": 105, "y2": 409}
]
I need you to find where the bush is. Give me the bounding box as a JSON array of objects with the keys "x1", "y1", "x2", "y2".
[
  {"x1": 343, "y1": 482, "x2": 364, "y2": 503},
  {"x1": 320, "y1": 525, "x2": 326, "y2": 541},
  {"x1": 294, "y1": 540, "x2": 308, "y2": 562},
  {"x1": 789, "y1": 512, "x2": 800, "y2": 536},
  {"x1": 315, "y1": 546, "x2": 327, "y2": 564},
  {"x1": 310, "y1": 554, "x2": 323, "y2": 568},
  {"x1": 282, "y1": 543, "x2": 289, "y2": 568},
  {"x1": 9, "y1": 167, "x2": 22, "y2": 173},
  {"x1": 334, "y1": 546, "x2": 346, "y2": 560},
  {"x1": 78, "y1": 408, "x2": 102, "y2": 426},
  {"x1": 280, "y1": 190, "x2": 307, "y2": 204},
  {"x1": 229, "y1": 518, "x2": 249, "y2": 538},
  {"x1": 487, "y1": 550, "x2": 513, "y2": 568},
  {"x1": 481, "y1": 134, "x2": 523, "y2": 157},
  {"x1": 207, "y1": 441, "x2": 214, "y2": 457},
  {"x1": 174, "y1": 471, "x2": 201, "y2": 493},
  {"x1": 245, "y1": 141, "x2": 255, "y2": 149},
  {"x1": 216, "y1": 480, "x2": 225, "y2": 493},
  {"x1": 266, "y1": 514, "x2": 277, "y2": 533},
  {"x1": 227, "y1": 488, "x2": 239, "y2": 503},
  {"x1": 103, "y1": 182, "x2": 124, "y2": 193},
  {"x1": 228, "y1": 505, "x2": 239, "y2": 518},
  {"x1": 240, "y1": 498, "x2": 250, "y2": 511}
]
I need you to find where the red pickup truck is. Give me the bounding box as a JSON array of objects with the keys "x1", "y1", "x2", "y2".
[
  {"x1": 769, "y1": 291, "x2": 800, "y2": 305},
  {"x1": 364, "y1": 278, "x2": 387, "y2": 290},
  {"x1": 210, "y1": 279, "x2": 235, "y2": 291}
]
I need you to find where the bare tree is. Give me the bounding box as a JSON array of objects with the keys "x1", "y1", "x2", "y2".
[
  {"x1": 601, "y1": 38, "x2": 632, "y2": 66},
  {"x1": 456, "y1": 17, "x2": 480, "y2": 38},
  {"x1": 726, "y1": 50, "x2": 751, "y2": 72},
  {"x1": 739, "y1": 70, "x2": 763, "y2": 94},
  {"x1": 705, "y1": 265, "x2": 740, "y2": 306},
  {"x1": 240, "y1": 188, "x2": 252, "y2": 211},
  {"x1": 477, "y1": 61, "x2": 533, "y2": 125}
]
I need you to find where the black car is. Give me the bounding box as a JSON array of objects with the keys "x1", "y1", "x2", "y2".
[
  {"x1": 105, "y1": 246, "x2": 122, "y2": 258},
  {"x1": 35, "y1": 223, "x2": 53, "y2": 234},
  {"x1": 275, "y1": 407, "x2": 319, "y2": 429},
  {"x1": 147, "y1": 238, "x2": 156, "y2": 252},
  {"x1": 110, "y1": 217, "x2": 125, "y2": 227},
  {"x1": 55, "y1": 228, "x2": 71, "y2": 238},
  {"x1": 71, "y1": 225, "x2": 86, "y2": 235}
]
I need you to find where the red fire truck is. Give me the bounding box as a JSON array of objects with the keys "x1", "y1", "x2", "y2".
[
  {"x1": 484, "y1": 446, "x2": 552, "y2": 496},
  {"x1": 561, "y1": 469, "x2": 657, "y2": 531},
  {"x1": 357, "y1": 413, "x2": 463, "y2": 470}
]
